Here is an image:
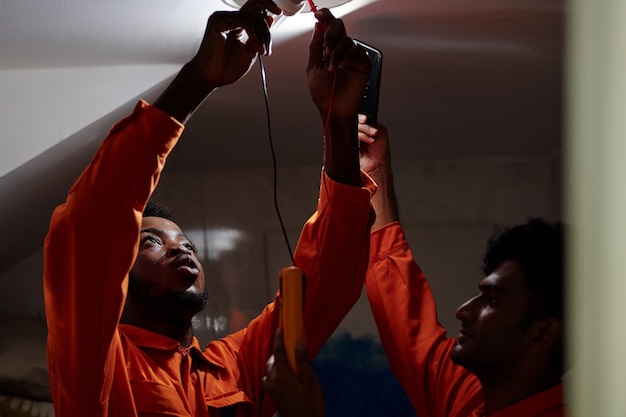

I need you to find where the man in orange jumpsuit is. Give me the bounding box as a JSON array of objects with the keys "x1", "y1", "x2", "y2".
[
  {"x1": 43, "y1": 4, "x2": 374, "y2": 417},
  {"x1": 358, "y1": 118, "x2": 567, "y2": 417}
]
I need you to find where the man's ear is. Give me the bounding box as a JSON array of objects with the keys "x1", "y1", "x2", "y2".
[{"x1": 526, "y1": 318, "x2": 562, "y2": 354}]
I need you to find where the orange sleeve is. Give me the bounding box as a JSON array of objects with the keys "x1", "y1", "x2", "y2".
[
  {"x1": 212, "y1": 169, "x2": 375, "y2": 417},
  {"x1": 295, "y1": 169, "x2": 374, "y2": 355},
  {"x1": 43, "y1": 101, "x2": 183, "y2": 416},
  {"x1": 365, "y1": 222, "x2": 484, "y2": 417}
]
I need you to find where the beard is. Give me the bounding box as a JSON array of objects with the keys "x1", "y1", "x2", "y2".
[{"x1": 128, "y1": 271, "x2": 209, "y2": 315}]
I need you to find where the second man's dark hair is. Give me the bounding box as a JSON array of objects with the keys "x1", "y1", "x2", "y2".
[{"x1": 482, "y1": 218, "x2": 564, "y2": 323}]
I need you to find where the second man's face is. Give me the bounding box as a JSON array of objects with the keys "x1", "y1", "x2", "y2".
[{"x1": 450, "y1": 259, "x2": 534, "y2": 376}]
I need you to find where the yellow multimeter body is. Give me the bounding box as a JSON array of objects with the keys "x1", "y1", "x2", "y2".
[{"x1": 278, "y1": 266, "x2": 306, "y2": 375}]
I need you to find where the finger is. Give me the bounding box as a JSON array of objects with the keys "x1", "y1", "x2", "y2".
[
  {"x1": 307, "y1": 17, "x2": 326, "y2": 71},
  {"x1": 358, "y1": 131, "x2": 375, "y2": 144},
  {"x1": 358, "y1": 117, "x2": 377, "y2": 144},
  {"x1": 295, "y1": 342, "x2": 316, "y2": 387},
  {"x1": 308, "y1": 8, "x2": 341, "y2": 70},
  {"x1": 210, "y1": 10, "x2": 272, "y2": 55},
  {"x1": 240, "y1": 11, "x2": 273, "y2": 55},
  {"x1": 336, "y1": 39, "x2": 370, "y2": 74},
  {"x1": 261, "y1": 374, "x2": 270, "y2": 389},
  {"x1": 313, "y1": 8, "x2": 336, "y2": 32},
  {"x1": 358, "y1": 118, "x2": 378, "y2": 135},
  {"x1": 263, "y1": 330, "x2": 283, "y2": 390},
  {"x1": 262, "y1": 352, "x2": 276, "y2": 393},
  {"x1": 240, "y1": 0, "x2": 279, "y2": 50},
  {"x1": 265, "y1": 353, "x2": 276, "y2": 373},
  {"x1": 319, "y1": 9, "x2": 345, "y2": 51},
  {"x1": 295, "y1": 341, "x2": 308, "y2": 363},
  {"x1": 328, "y1": 36, "x2": 354, "y2": 72},
  {"x1": 272, "y1": 328, "x2": 289, "y2": 368},
  {"x1": 244, "y1": 29, "x2": 272, "y2": 56},
  {"x1": 235, "y1": 0, "x2": 281, "y2": 26}
]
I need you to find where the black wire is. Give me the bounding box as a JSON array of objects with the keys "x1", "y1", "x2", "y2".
[{"x1": 258, "y1": 55, "x2": 295, "y2": 264}]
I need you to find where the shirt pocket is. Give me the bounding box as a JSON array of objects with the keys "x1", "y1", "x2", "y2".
[{"x1": 131, "y1": 380, "x2": 192, "y2": 416}]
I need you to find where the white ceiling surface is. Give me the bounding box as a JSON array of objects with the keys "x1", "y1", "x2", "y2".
[{"x1": 0, "y1": 0, "x2": 563, "y2": 273}]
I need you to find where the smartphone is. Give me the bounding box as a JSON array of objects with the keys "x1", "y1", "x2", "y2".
[
  {"x1": 278, "y1": 266, "x2": 306, "y2": 375},
  {"x1": 354, "y1": 39, "x2": 383, "y2": 127}
]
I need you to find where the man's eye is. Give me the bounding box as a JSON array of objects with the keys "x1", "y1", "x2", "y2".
[
  {"x1": 142, "y1": 236, "x2": 161, "y2": 245},
  {"x1": 184, "y1": 243, "x2": 197, "y2": 252},
  {"x1": 485, "y1": 295, "x2": 497, "y2": 306}
]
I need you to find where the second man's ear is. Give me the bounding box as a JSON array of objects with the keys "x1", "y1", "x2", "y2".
[{"x1": 526, "y1": 317, "x2": 562, "y2": 354}]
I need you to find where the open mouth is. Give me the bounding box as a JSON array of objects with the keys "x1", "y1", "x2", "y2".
[
  {"x1": 176, "y1": 264, "x2": 199, "y2": 276},
  {"x1": 171, "y1": 255, "x2": 199, "y2": 278}
]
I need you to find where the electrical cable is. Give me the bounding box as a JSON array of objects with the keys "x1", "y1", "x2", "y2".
[{"x1": 258, "y1": 54, "x2": 295, "y2": 264}]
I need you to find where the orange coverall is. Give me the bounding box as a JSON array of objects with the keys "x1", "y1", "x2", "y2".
[{"x1": 44, "y1": 100, "x2": 374, "y2": 417}]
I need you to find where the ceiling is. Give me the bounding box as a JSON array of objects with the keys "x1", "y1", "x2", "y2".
[{"x1": 0, "y1": 0, "x2": 564, "y2": 274}]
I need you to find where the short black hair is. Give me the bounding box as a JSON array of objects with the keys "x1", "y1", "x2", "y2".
[
  {"x1": 483, "y1": 218, "x2": 564, "y2": 323},
  {"x1": 143, "y1": 200, "x2": 174, "y2": 221}
]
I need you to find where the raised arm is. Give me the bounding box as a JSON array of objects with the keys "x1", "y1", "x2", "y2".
[
  {"x1": 306, "y1": 8, "x2": 371, "y2": 187},
  {"x1": 155, "y1": 0, "x2": 280, "y2": 123},
  {"x1": 359, "y1": 118, "x2": 481, "y2": 417},
  {"x1": 225, "y1": 9, "x2": 374, "y2": 417},
  {"x1": 357, "y1": 116, "x2": 399, "y2": 230},
  {"x1": 293, "y1": 7, "x2": 374, "y2": 353},
  {"x1": 250, "y1": 12, "x2": 375, "y2": 417}
]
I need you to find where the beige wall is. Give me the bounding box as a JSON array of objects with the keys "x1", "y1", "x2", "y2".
[{"x1": 566, "y1": 0, "x2": 626, "y2": 414}]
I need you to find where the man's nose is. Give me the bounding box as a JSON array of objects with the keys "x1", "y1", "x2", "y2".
[
  {"x1": 455, "y1": 296, "x2": 478, "y2": 321},
  {"x1": 168, "y1": 242, "x2": 191, "y2": 257}
]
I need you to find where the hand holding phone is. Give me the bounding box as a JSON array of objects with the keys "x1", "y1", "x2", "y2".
[
  {"x1": 279, "y1": 266, "x2": 306, "y2": 375},
  {"x1": 354, "y1": 39, "x2": 383, "y2": 127}
]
